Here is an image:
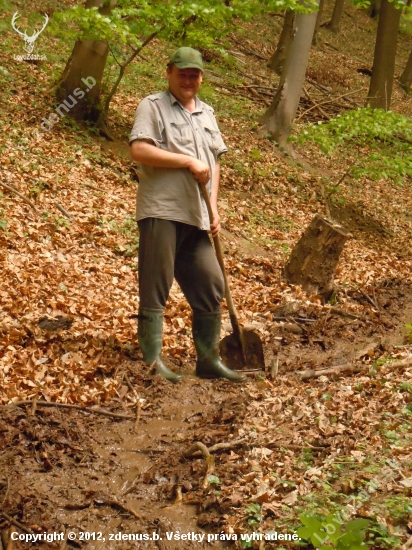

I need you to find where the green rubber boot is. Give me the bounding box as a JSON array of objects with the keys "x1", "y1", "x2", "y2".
[
  {"x1": 138, "y1": 309, "x2": 182, "y2": 383},
  {"x1": 193, "y1": 312, "x2": 245, "y2": 383}
]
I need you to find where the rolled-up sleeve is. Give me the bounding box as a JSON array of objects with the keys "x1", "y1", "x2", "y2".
[{"x1": 129, "y1": 97, "x2": 164, "y2": 147}]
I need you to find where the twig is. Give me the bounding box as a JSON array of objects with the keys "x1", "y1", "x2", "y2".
[
  {"x1": 0, "y1": 513, "x2": 34, "y2": 535},
  {"x1": 298, "y1": 364, "x2": 362, "y2": 380},
  {"x1": 164, "y1": 484, "x2": 183, "y2": 509},
  {"x1": 302, "y1": 87, "x2": 331, "y2": 120},
  {"x1": 101, "y1": 498, "x2": 141, "y2": 520},
  {"x1": 272, "y1": 316, "x2": 316, "y2": 323},
  {"x1": 0, "y1": 181, "x2": 40, "y2": 214},
  {"x1": 326, "y1": 161, "x2": 357, "y2": 199},
  {"x1": 287, "y1": 315, "x2": 308, "y2": 334},
  {"x1": 183, "y1": 442, "x2": 215, "y2": 489},
  {"x1": 124, "y1": 373, "x2": 142, "y2": 430},
  {"x1": 359, "y1": 288, "x2": 379, "y2": 310},
  {"x1": 66, "y1": 497, "x2": 142, "y2": 519},
  {"x1": 79, "y1": 183, "x2": 102, "y2": 192},
  {"x1": 297, "y1": 87, "x2": 365, "y2": 121},
  {"x1": 121, "y1": 466, "x2": 153, "y2": 496},
  {"x1": 208, "y1": 437, "x2": 248, "y2": 453},
  {"x1": 11, "y1": 400, "x2": 134, "y2": 420},
  {"x1": 54, "y1": 202, "x2": 73, "y2": 221},
  {"x1": 266, "y1": 442, "x2": 327, "y2": 451},
  {"x1": 328, "y1": 306, "x2": 360, "y2": 320},
  {"x1": 271, "y1": 356, "x2": 279, "y2": 379},
  {"x1": 372, "y1": 287, "x2": 380, "y2": 311}
]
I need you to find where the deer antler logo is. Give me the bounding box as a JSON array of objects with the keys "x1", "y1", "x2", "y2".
[{"x1": 11, "y1": 12, "x2": 49, "y2": 54}]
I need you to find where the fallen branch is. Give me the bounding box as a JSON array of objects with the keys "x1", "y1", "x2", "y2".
[
  {"x1": 359, "y1": 288, "x2": 379, "y2": 310},
  {"x1": 121, "y1": 466, "x2": 153, "y2": 497},
  {"x1": 0, "y1": 181, "x2": 40, "y2": 214},
  {"x1": 54, "y1": 202, "x2": 73, "y2": 221},
  {"x1": 99, "y1": 498, "x2": 141, "y2": 520},
  {"x1": 298, "y1": 364, "x2": 362, "y2": 380},
  {"x1": 124, "y1": 373, "x2": 142, "y2": 430},
  {"x1": 0, "y1": 513, "x2": 34, "y2": 535},
  {"x1": 183, "y1": 442, "x2": 215, "y2": 489},
  {"x1": 266, "y1": 442, "x2": 328, "y2": 451},
  {"x1": 380, "y1": 357, "x2": 412, "y2": 370},
  {"x1": 208, "y1": 437, "x2": 248, "y2": 453},
  {"x1": 11, "y1": 400, "x2": 134, "y2": 420},
  {"x1": 79, "y1": 183, "x2": 102, "y2": 192},
  {"x1": 297, "y1": 87, "x2": 365, "y2": 121},
  {"x1": 301, "y1": 87, "x2": 331, "y2": 121},
  {"x1": 65, "y1": 497, "x2": 141, "y2": 519}
]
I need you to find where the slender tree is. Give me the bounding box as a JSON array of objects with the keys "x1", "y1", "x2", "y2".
[
  {"x1": 267, "y1": 11, "x2": 295, "y2": 75},
  {"x1": 312, "y1": 0, "x2": 325, "y2": 44},
  {"x1": 399, "y1": 48, "x2": 412, "y2": 93},
  {"x1": 367, "y1": 0, "x2": 402, "y2": 110},
  {"x1": 325, "y1": 0, "x2": 345, "y2": 33},
  {"x1": 259, "y1": 0, "x2": 320, "y2": 152},
  {"x1": 56, "y1": 0, "x2": 116, "y2": 121}
]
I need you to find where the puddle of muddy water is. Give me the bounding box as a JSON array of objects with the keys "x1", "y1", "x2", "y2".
[{"x1": 5, "y1": 378, "x2": 233, "y2": 549}]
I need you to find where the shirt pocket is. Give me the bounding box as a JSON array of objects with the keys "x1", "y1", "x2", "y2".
[
  {"x1": 203, "y1": 126, "x2": 220, "y2": 155},
  {"x1": 170, "y1": 122, "x2": 192, "y2": 145}
]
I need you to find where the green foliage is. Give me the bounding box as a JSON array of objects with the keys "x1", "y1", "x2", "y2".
[
  {"x1": 245, "y1": 503, "x2": 262, "y2": 527},
  {"x1": 52, "y1": 0, "x2": 319, "y2": 53},
  {"x1": 405, "y1": 324, "x2": 412, "y2": 343},
  {"x1": 294, "y1": 108, "x2": 412, "y2": 184},
  {"x1": 207, "y1": 474, "x2": 221, "y2": 485},
  {"x1": 367, "y1": 523, "x2": 401, "y2": 549},
  {"x1": 297, "y1": 513, "x2": 370, "y2": 550}
]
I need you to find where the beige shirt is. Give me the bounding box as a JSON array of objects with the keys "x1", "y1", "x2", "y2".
[{"x1": 129, "y1": 91, "x2": 227, "y2": 230}]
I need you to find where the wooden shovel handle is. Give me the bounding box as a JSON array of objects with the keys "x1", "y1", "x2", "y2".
[{"x1": 200, "y1": 185, "x2": 242, "y2": 338}]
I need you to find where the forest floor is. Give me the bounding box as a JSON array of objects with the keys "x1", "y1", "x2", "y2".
[{"x1": 1, "y1": 1, "x2": 412, "y2": 549}]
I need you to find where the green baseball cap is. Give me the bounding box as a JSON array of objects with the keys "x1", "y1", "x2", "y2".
[{"x1": 168, "y1": 47, "x2": 204, "y2": 71}]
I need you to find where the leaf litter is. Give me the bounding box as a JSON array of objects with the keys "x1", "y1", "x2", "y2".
[{"x1": 0, "y1": 4, "x2": 412, "y2": 548}]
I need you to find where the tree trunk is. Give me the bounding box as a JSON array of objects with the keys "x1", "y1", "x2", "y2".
[
  {"x1": 284, "y1": 214, "x2": 351, "y2": 301},
  {"x1": 325, "y1": 0, "x2": 345, "y2": 33},
  {"x1": 259, "y1": 1, "x2": 319, "y2": 152},
  {"x1": 312, "y1": 0, "x2": 325, "y2": 45},
  {"x1": 56, "y1": 0, "x2": 116, "y2": 121},
  {"x1": 399, "y1": 48, "x2": 412, "y2": 93},
  {"x1": 366, "y1": 0, "x2": 401, "y2": 110},
  {"x1": 267, "y1": 11, "x2": 295, "y2": 75}
]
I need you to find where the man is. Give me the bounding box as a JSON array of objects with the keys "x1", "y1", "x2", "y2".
[{"x1": 129, "y1": 47, "x2": 244, "y2": 383}]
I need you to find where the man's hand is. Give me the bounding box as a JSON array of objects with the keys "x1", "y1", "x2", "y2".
[
  {"x1": 210, "y1": 208, "x2": 221, "y2": 237},
  {"x1": 187, "y1": 158, "x2": 210, "y2": 185}
]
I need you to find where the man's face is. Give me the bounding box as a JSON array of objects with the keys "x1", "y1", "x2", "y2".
[{"x1": 166, "y1": 65, "x2": 203, "y2": 104}]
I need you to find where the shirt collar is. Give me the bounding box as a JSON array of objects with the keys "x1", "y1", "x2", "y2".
[{"x1": 168, "y1": 91, "x2": 203, "y2": 113}]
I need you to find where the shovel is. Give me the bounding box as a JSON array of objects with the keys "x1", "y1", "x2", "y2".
[{"x1": 200, "y1": 186, "x2": 265, "y2": 371}]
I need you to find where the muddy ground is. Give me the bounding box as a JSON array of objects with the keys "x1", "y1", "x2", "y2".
[{"x1": 1, "y1": 275, "x2": 411, "y2": 550}]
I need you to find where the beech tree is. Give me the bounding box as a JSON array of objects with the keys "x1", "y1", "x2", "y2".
[
  {"x1": 259, "y1": 0, "x2": 320, "y2": 152},
  {"x1": 267, "y1": 11, "x2": 295, "y2": 75},
  {"x1": 53, "y1": 0, "x2": 253, "y2": 129},
  {"x1": 56, "y1": 0, "x2": 116, "y2": 122},
  {"x1": 325, "y1": 0, "x2": 345, "y2": 33},
  {"x1": 367, "y1": 0, "x2": 403, "y2": 110}
]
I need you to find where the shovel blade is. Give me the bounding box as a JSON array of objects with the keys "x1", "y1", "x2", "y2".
[{"x1": 220, "y1": 328, "x2": 265, "y2": 371}]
